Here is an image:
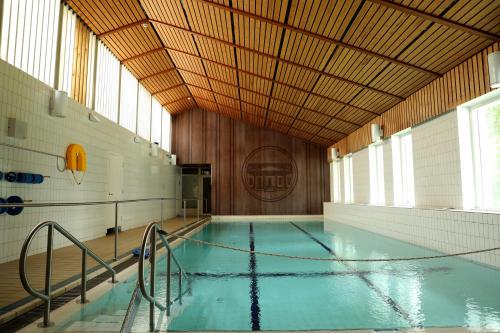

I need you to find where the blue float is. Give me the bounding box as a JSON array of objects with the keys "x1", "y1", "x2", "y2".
[
  {"x1": 33, "y1": 174, "x2": 44, "y2": 184},
  {"x1": 132, "y1": 248, "x2": 150, "y2": 258},
  {"x1": 5, "y1": 172, "x2": 17, "y2": 182},
  {"x1": 6, "y1": 196, "x2": 24, "y2": 216}
]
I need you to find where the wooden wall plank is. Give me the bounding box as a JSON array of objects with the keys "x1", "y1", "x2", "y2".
[{"x1": 172, "y1": 108, "x2": 329, "y2": 215}]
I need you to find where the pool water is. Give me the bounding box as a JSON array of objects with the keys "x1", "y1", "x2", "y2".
[{"x1": 57, "y1": 221, "x2": 500, "y2": 332}]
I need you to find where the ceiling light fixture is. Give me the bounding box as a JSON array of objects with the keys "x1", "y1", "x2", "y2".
[{"x1": 142, "y1": 22, "x2": 148, "y2": 29}]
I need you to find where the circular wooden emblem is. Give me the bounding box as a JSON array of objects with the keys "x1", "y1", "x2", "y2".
[{"x1": 242, "y1": 146, "x2": 298, "y2": 202}]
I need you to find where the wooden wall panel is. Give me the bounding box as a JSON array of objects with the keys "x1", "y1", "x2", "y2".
[
  {"x1": 172, "y1": 109, "x2": 330, "y2": 215},
  {"x1": 332, "y1": 42, "x2": 500, "y2": 155},
  {"x1": 189, "y1": 109, "x2": 204, "y2": 162},
  {"x1": 71, "y1": 18, "x2": 91, "y2": 105}
]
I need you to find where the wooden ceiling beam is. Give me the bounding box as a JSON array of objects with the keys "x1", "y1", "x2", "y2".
[
  {"x1": 151, "y1": 83, "x2": 186, "y2": 96},
  {"x1": 368, "y1": 0, "x2": 500, "y2": 41},
  {"x1": 175, "y1": 67, "x2": 362, "y2": 128},
  {"x1": 163, "y1": 95, "x2": 193, "y2": 107},
  {"x1": 189, "y1": 95, "x2": 339, "y2": 140},
  {"x1": 124, "y1": 45, "x2": 380, "y2": 117},
  {"x1": 188, "y1": 0, "x2": 441, "y2": 78},
  {"x1": 121, "y1": 46, "x2": 164, "y2": 64},
  {"x1": 186, "y1": 82, "x2": 349, "y2": 136},
  {"x1": 97, "y1": 19, "x2": 149, "y2": 38},
  {"x1": 148, "y1": 18, "x2": 404, "y2": 100},
  {"x1": 139, "y1": 67, "x2": 178, "y2": 81}
]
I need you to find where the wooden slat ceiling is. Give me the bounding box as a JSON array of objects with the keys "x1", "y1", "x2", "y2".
[{"x1": 66, "y1": 0, "x2": 499, "y2": 146}]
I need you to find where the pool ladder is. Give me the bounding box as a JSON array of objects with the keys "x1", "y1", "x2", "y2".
[
  {"x1": 137, "y1": 222, "x2": 191, "y2": 332},
  {"x1": 19, "y1": 221, "x2": 117, "y2": 327}
]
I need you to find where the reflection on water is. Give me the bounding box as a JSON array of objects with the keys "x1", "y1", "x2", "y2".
[{"x1": 54, "y1": 221, "x2": 500, "y2": 332}]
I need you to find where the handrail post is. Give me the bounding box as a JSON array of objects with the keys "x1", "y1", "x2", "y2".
[
  {"x1": 43, "y1": 224, "x2": 54, "y2": 327},
  {"x1": 160, "y1": 199, "x2": 163, "y2": 227},
  {"x1": 149, "y1": 226, "x2": 156, "y2": 332},
  {"x1": 166, "y1": 248, "x2": 171, "y2": 316},
  {"x1": 114, "y1": 202, "x2": 118, "y2": 261},
  {"x1": 81, "y1": 249, "x2": 87, "y2": 303},
  {"x1": 178, "y1": 268, "x2": 182, "y2": 305},
  {"x1": 183, "y1": 200, "x2": 186, "y2": 222}
]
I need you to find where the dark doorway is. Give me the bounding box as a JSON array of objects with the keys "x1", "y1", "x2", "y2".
[{"x1": 203, "y1": 177, "x2": 211, "y2": 214}]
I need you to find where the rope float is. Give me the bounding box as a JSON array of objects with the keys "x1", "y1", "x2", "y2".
[{"x1": 162, "y1": 231, "x2": 500, "y2": 262}]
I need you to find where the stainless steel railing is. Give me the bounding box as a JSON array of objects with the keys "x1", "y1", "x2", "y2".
[
  {"x1": 1, "y1": 197, "x2": 178, "y2": 260},
  {"x1": 138, "y1": 222, "x2": 191, "y2": 332},
  {"x1": 19, "y1": 221, "x2": 117, "y2": 327},
  {"x1": 182, "y1": 198, "x2": 201, "y2": 221}
]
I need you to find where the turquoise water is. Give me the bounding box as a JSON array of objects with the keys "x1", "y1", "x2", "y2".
[{"x1": 55, "y1": 221, "x2": 500, "y2": 332}]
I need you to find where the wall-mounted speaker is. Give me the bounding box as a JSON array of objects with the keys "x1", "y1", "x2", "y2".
[
  {"x1": 488, "y1": 51, "x2": 500, "y2": 88},
  {"x1": 49, "y1": 90, "x2": 68, "y2": 118},
  {"x1": 327, "y1": 147, "x2": 339, "y2": 163},
  {"x1": 371, "y1": 123, "x2": 383, "y2": 143}
]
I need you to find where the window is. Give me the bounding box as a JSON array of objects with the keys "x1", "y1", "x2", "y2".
[
  {"x1": 59, "y1": 5, "x2": 76, "y2": 94},
  {"x1": 1, "y1": 0, "x2": 60, "y2": 86},
  {"x1": 95, "y1": 41, "x2": 119, "y2": 122},
  {"x1": 331, "y1": 161, "x2": 341, "y2": 203},
  {"x1": 151, "y1": 98, "x2": 162, "y2": 145},
  {"x1": 392, "y1": 130, "x2": 415, "y2": 206},
  {"x1": 458, "y1": 90, "x2": 500, "y2": 210},
  {"x1": 343, "y1": 155, "x2": 354, "y2": 203},
  {"x1": 119, "y1": 66, "x2": 138, "y2": 133},
  {"x1": 161, "y1": 109, "x2": 172, "y2": 152},
  {"x1": 137, "y1": 84, "x2": 152, "y2": 140},
  {"x1": 369, "y1": 143, "x2": 385, "y2": 205}
]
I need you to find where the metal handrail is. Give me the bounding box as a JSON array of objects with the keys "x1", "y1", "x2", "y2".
[
  {"x1": 0, "y1": 197, "x2": 178, "y2": 207},
  {"x1": 138, "y1": 222, "x2": 191, "y2": 332},
  {"x1": 19, "y1": 221, "x2": 117, "y2": 327},
  {"x1": 1, "y1": 197, "x2": 179, "y2": 260},
  {"x1": 181, "y1": 198, "x2": 202, "y2": 221}
]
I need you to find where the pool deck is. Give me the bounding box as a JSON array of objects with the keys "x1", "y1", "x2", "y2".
[{"x1": 0, "y1": 217, "x2": 199, "y2": 312}]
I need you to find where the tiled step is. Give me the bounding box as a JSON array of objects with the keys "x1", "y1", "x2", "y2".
[{"x1": 63, "y1": 310, "x2": 126, "y2": 332}]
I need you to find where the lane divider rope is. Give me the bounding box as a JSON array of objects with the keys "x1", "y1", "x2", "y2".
[{"x1": 163, "y1": 231, "x2": 500, "y2": 262}]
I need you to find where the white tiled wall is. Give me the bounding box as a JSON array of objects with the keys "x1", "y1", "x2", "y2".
[
  {"x1": 326, "y1": 109, "x2": 500, "y2": 268},
  {"x1": 0, "y1": 60, "x2": 180, "y2": 263},
  {"x1": 324, "y1": 203, "x2": 500, "y2": 268},
  {"x1": 412, "y1": 111, "x2": 463, "y2": 209},
  {"x1": 352, "y1": 148, "x2": 369, "y2": 204}
]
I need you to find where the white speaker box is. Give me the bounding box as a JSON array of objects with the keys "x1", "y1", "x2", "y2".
[
  {"x1": 50, "y1": 90, "x2": 68, "y2": 118},
  {"x1": 488, "y1": 51, "x2": 500, "y2": 88},
  {"x1": 327, "y1": 147, "x2": 338, "y2": 162},
  {"x1": 371, "y1": 123, "x2": 383, "y2": 143}
]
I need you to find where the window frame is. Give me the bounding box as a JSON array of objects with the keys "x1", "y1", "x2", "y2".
[
  {"x1": 343, "y1": 154, "x2": 354, "y2": 203},
  {"x1": 392, "y1": 129, "x2": 415, "y2": 207},
  {"x1": 458, "y1": 89, "x2": 500, "y2": 211},
  {"x1": 331, "y1": 160, "x2": 341, "y2": 203}
]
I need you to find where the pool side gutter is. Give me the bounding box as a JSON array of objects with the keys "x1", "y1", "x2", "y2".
[{"x1": 212, "y1": 215, "x2": 323, "y2": 222}]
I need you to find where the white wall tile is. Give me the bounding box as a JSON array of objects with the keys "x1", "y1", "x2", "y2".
[
  {"x1": 352, "y1": 148, "x2": 369, "y2": 204},
  {"x1": 0, "y1": 60, "x2": 180, "y2": 263},
  {"x1": 412, "y1": 111, "x2": 463, "y2": 209},
  {"x1": 324, "y1": 202, "x2": 500, "y2": 268}
]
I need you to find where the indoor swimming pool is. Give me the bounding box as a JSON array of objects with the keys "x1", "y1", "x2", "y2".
[{"x1": 54, "y1": 221, "x2": 500, "y2": 332}]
